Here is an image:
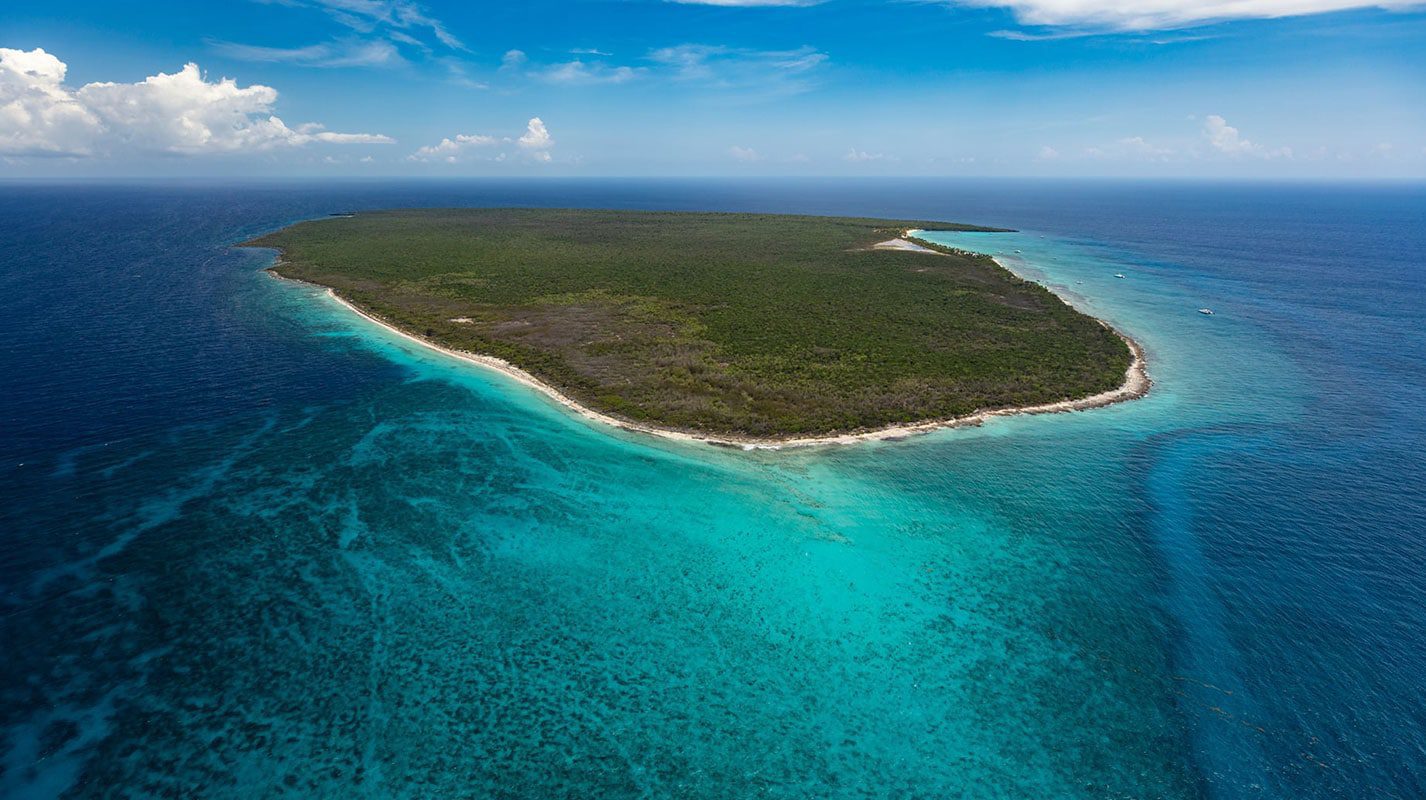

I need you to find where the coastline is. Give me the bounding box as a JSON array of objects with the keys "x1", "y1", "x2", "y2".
[{"x1": 267, "y1": 247, "x2": 1149, "y2": 450}]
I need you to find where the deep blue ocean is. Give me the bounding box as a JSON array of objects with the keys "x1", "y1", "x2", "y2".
[{"x1": 1, "y1": 179, "x2": 1423, "y2": 798}]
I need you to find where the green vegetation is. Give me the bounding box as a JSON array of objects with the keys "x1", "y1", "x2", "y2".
[{"x1": 244, "y1": 209, "x2": 1130, "y2": 437}]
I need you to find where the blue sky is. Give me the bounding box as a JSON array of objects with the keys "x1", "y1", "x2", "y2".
[{"x1": 2, "y1": 0, "x2": 1424, "y2": 177}]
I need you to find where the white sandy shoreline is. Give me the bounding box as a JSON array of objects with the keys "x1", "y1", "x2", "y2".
[{"x1": 266, "y1": 242, "x2": 1149, "y2": 451}]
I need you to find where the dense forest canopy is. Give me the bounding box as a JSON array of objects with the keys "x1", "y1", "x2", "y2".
[{"x1": 246, "y1": 209, "x2": 1130, "y2": 437}]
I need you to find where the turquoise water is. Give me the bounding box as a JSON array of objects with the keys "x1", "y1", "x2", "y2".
[{"x1": 2, "y1": 181, "x2": 1423, "y2": 797}]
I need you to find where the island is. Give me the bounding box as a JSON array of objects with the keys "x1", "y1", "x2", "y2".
[{"x1": 243, "y1": 209, "x2": 1146, "y2": 446}]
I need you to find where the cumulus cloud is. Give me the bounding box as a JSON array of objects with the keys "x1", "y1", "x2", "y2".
[
  {"x1": 409, "y1": 133, "x2": 497, "y2": 162},
  {"x1": 953, "y1": 0, "x2": 1418, "y2": 31},
  {"x1": 1203, "y1": 115, "x2": 1254, "y2": 154},
  {"x1": 0, "y1": 48, "x2": 391, "y2": 157},
  {"x1": 412, "y1": 117, "x2": 553, "y2": 164},
  {"x1": 1203, "y1": 114, "x2": 1292, "y2": 158},
  {"x1": 1037, "y1": 145, "x2": 1060, "y2": 160},
  {"x1": 518, "y1": 117, "x2": 553, "y2": 161},
  {"x1": 0, "y1": 47, "x2": 100, "y2": 156},
  {"x1": 729, "y1": 145, "x2": 761, "y2": 162}
]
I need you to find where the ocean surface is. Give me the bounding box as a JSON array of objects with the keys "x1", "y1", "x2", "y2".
[{"x1": 1, "y1": 179, "x2": 1423, "y2": 799}]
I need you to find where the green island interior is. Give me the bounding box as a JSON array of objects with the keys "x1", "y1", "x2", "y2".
[{"x1": 244, "y1": 209, "x2": 1132, "y2": 437}]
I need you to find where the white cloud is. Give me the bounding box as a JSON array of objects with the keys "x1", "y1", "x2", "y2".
[
  {"x1": 667, "y1": 0, "x2": 822, "y2": 5},
  {"x1": 441, "y1": 58, "x2": 488, "y2": 89},
  {"x1": 843, "y1": 147, "x2": 890, "y2": 162},
  {"x1": 537, "y1": 61, "x2": 642, "y2": 85},
  {"x1": 1058, "y1": 117, "x2": 1298, "y2": 165},
  {"x1": 645, "y1": 44, "x2": 828, "y2": 97},
  {"x1": 518, "y1": 117, "x2": 553, "y2": 161},
  {"x1": 267, "y1": 0, "x2": 464, "y2": 49},
  {"x1": 409, "y1": 133, "x2": 498, "y2": 162},
  {"x1": 1078, "y1": 136, "x2": 1174, "y2": 160},
  {"x1": 209, "y1": 38, "x2": 402, "y2": 68},
  {"x1": 411, "y1": 117, "x2": 554, "y2": 164},
  {"x1": 1117, "y1": 136, "x2": 1174, "y2": 159},
  {"x1": 1037, "y1": 145, "x2": 1060, "y2": 160},
  {"x1": 1203, "y1": 115, "x2": 1254, "y2": 154},
  {"x1": 954, "y1": 0, "x2": 1418, "y2": 31},
  {"x1": 1203, "y1": 114, "x2": 1292, "y2": 158},
  {"x1": 729, "y1": 145, "x2": 761, "y2": 161},
  {"x1": 0, "y1": 48, "x2": 392, "y2": 157},
  {"x1": 649, "y1": 44, "x2": 827, "y2": 82},
  {"x1": 500, "y1": 49, "x2": 527, "y2": 70},
  {"x1": 221, "y1": 1, "x2": 462, "y2": 78},
  {"x1": 987, "y1": 28, "x2": 1093, "y2": 40},
  {"x1": 0, "y1": 47, "x2": 100, "y2": 156},
  {"x1": 504, "y1": 43, "x2": 828, "y2": 98}
]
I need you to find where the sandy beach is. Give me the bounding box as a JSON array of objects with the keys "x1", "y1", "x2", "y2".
[
  {"x1": 871, "y1": 237, "x2": 942, "y2": 254},
  {"x1": 269, "y1": 247, "x2": 1149, "y2": 450}
]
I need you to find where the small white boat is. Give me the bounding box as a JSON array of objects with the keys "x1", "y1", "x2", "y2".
[
  {"x1": 1198, "y1": 308, "x2": 1215, "y2": 316},
  {"x1": 1114, "y1": 273, "x2": 1126, "y2": 279}
]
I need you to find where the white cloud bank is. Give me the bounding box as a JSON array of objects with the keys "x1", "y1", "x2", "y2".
[
  {"x1": 0, "y1": 48, "x2": 392, "y2": 157},
  {"x1": 954, "y1": 0, "x2": 1419, "y2": 30}
]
